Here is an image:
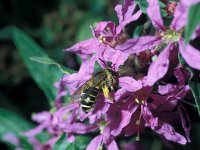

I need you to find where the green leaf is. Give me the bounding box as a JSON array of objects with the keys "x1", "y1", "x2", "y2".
[
  {"x1": 135, "y1": 0, "x2": 148, "y2": 14},
  {"x1": 188, "y1": 71, "x2": 200, "y2": 116},
  {"x1": 0, "y1": 26, "x2": 74, "y2": 103},
  {"x1": 185, "y1": 3, "x2": 200, "y2": 43},
  {"x1": 76, "y1": 14, "x2": 102, "y2": 41},
  {"x1": 30, "y1": 57, "x2": 74, "y2": 74},
  {"x1": 0, "y1": 108, "x2": 33, "y2": 149},
  {"x1": 0, "y1": 108, "x2": 50, "y2": 149},
  {"x1": 53, "y1": 134, "x2": 91, "y2": 150},
  {"x1": 178, "y1": 54, "x2": 200, "y2": 116},
  {"x1": 132, "y1": 25, "x2": 143, "y2": 38}
]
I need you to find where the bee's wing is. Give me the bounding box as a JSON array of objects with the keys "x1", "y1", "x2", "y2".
[
  {"x1": 70, "y1": 80, "x2": 91, "y2": 102},
  {"x1": 70, "y1": 71, "x2": 107, "y2": 101}
]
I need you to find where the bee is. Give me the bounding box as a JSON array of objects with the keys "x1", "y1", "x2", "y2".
[{"x1": 71, "y1": 59, "x2": 119, "y2": 113}]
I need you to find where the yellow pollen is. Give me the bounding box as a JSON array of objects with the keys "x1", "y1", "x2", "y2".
[
  {"x1": 135, "y1": 98, "x2": 145, "y2": 105},
  {"x1": 161, "y1": 29, "x2": 181, "y2": 43},
  {"x1": 135, "y1": 98, "x2": 140, "y2": 104},
  {"x1": 103, "y1": 85, "x2": 109, "y2": 98}
]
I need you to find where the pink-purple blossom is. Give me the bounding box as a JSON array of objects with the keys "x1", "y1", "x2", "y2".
[{"x1": 22, "y1": 0, "x2": 198, "y2": 149}]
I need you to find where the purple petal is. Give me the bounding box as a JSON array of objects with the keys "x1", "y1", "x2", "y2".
[
  {"x1": 149, "y1": 93, "x2": 167, "y2": 109},
  {"x1": 61, "y1": 123, "x2": 98, "y2": 134},
  {"x1": 52, "y1": 102, "x2": 79, "y2": 125},
  {"x1": 143, "y1": 107, "x2": 187, "y2": 144},
  {"x1": 107, "y1": 140, "x2": 119, "y2": 150},
  {"x1": 115, "y1": 36, "x2": 162, "y2": 53},
  {"x1": 114, "y1": 88, "x2": 130, "y2": 101},
  {"x1": 171, "y1": 3, "x2": 188, "y2": 31},
  {"x1": 110, "y1": 109, "x2": 136, "y2": 136},
  {"x1": 123, "y1": 110, "x2": 144, "y2": 136},
  {"x1": 143, "y1": 106, "x2": 159, "y2": 129},
  {"x1": 65, "y1": 38, "x2": 99, "y2": 56},
  {"x1": 32, "y1": 111, "x2": 51, "y2": 123},
  {"x1": 174, "y1": 67, "x2": 186, "y2": 85},
  {"x1": 93, "y1": 21, "x2": 116, "y2": 38},
  {"x1": 179, "y1": 39, "x2": 200, "y2": 70},
  {"x1": 146, "y1": 0, "x2": 165, "y2": 30},
  {"x1": 115, "y1": 0, "x2": 136, "y2": 23},
  {"x1": 115, "y1": 0, "x2": 142, "y2": 31},
  {"x1": 155, "y1": 121, "x2": 187, "y2": 144},
  {"x1": 119, "y1": 77, "x2": 143, "y2": 92},
  {"x1": 67, "y1": 134, "x2": 75, "y2": 142},
  {"x1": 22, "y1": 122, "x2": 49, "y2": 137},
  {"x1": 178, "y1": 105, "x2": 191, "y2": 142},
  {"x1": 43, "y1": 136, "x2": 60, "y2": 149},
  {"x1": 86, "y1": 135, "x2": 103, "y2": 150},
  {"x1": 97, "y1": 46, "x2": 129, "y2": 70},
  {"x1": 63, "y1": 56, "x2": 96, "y2": 94},
  {"x1": 182, "y1": 0, "x2": 200, "y2": 6},
  {"x1": 145, "y1": 44, "x2": 172, "y2": 86},
  {"x1": 2, "y1": 133, "x2": 20, "y2": 146},
  {"x1": 102, "y1": 126, "x2": 112, "y2": 144},
  {"x1": 89, "y1": 98, "x2": 110, "y2": 124},
  {"x1": 158, "y1": 84, "x2": 178, "y2": 95},
  {"x1": 28, "y1": 137, "x2": 42, "y2": 150}
]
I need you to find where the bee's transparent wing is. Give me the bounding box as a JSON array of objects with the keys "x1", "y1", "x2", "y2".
[
  {"x1": 70, "y1": 72, "x2": 107, "y2": 102},
  {"x1": 70, "y1": 79, "x2": 93, "y2": 102}
]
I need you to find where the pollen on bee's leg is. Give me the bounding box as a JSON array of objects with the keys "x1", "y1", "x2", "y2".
[
  {"x1": 103, "y1": 85, "x2": 113, "y2": 102},
  {"x1": 103, "y1": 85, "x2": 109, "y2": 98}
]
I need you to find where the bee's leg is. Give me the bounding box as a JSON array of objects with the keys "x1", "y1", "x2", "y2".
[{"x1": 102, "y1": 85, "x2": 113, "y2": 102}]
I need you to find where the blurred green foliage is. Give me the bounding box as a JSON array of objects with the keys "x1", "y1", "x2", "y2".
[
  {"x1": 185, "y1": 3, "x2": 200, "y2": 43},
  {"x1": 0, "y1": 0, "x2": 116, "y2": 149},
  {"x1": 0, "y1": 0, "x2": 200, "y2": 150},
  {"x1": 53, "y1": 134, "x2": 91, "y2": 150}
]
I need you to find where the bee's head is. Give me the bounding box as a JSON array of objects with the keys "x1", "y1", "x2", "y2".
[{"x1": 98, "y1": 58, "x2": 113, "y2": 70}]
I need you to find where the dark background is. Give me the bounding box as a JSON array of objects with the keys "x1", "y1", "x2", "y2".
[{"x1": 1, "y1": 0, "x2": 200, "y2": 150}]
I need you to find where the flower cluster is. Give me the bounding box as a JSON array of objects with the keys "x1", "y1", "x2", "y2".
[{"x1": 23, "y1": 0, "x2": 200, "y2": 149}]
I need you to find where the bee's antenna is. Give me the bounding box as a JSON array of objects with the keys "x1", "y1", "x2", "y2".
[{"x1": 98, "y1": 58, "x2": 108, "y2": 68}]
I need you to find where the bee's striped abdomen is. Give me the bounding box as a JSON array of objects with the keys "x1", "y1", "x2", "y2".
[{"x1": 80, "y1": 87, "x2": 99, "y2": 113}]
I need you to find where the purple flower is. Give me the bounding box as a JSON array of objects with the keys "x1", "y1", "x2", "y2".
[
  {"x1": 143, "y1": 106, "x2": 187, "y2": 144},
  {"x1": 24, "y1": 0, "x2": 194, "y2": 149},
  {"x1": 66, "y1": 0, "x2": 141, "y2": 70},
  {"x1": 117, "y1": 0, "x2": 200, "y2": 86},
  {"x1": 146, "y1": 0, "x2": 200, "y2": 71},
  {"x1": 113, "y1": 67, "x2": 191, "y2": 144}
]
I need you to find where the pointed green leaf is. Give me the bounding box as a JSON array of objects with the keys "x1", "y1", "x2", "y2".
[
  {"x1": 135, "y1": 0, "x2": 148, "y2": 14},
  {"x1": 185, "y1": 3, "x2": 200, "y2": 43},
  {"x1": 0, "y1": 26, "x2": 74, "y2": 103},
  {"x1": 30, "y1": 57, "x2": 74, "y2": 74},
  {"x1": 0, "y1": 108, "x2": 33, "y2": 149},
  {"x1": 0, "y1": 108, "x2": 50, "y2": 149}
]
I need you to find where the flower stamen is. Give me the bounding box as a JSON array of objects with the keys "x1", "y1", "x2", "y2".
[
  {"x1": 160, "y1": 29, "x2": 181, "y2": 43},
  {"x1": 135, "y1": 98, "x2": 145, "y2": 141}
]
